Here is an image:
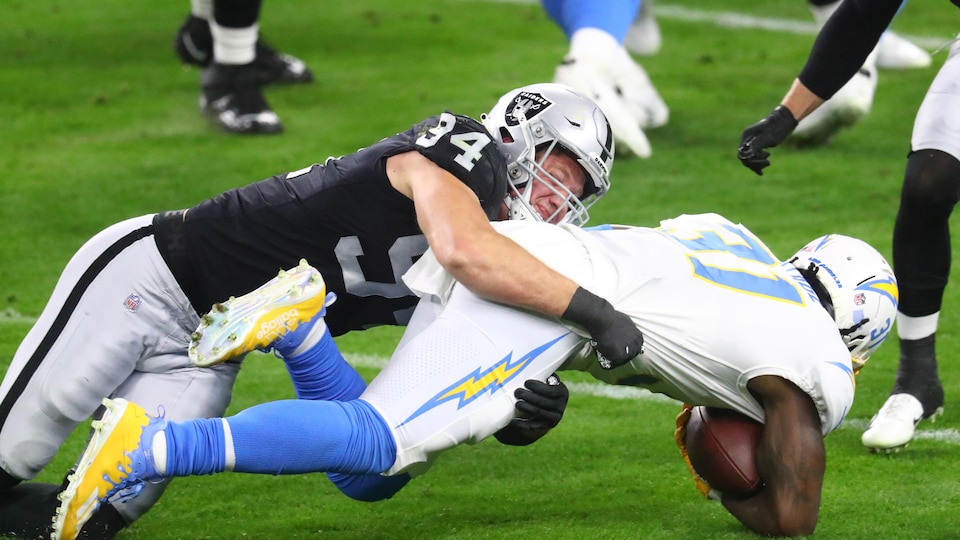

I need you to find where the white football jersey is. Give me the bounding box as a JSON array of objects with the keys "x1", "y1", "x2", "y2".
[{"x1": 405, "y1": 213, "x2": 856, "y2": 434}]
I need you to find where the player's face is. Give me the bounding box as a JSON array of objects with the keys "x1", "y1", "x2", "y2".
[
  {"x1": 495, "y1": 148, "x2": 587, "y2": 224},
  {"x1": 531, "y1": 150, "x2": 586, "y2": 223}
]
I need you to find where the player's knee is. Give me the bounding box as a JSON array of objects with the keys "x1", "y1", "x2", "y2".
[
  {"x1": 327, "y1": 472, "x2": 410, "y2": 502},
  {"x1": 902, "y1": 149, "x2": 960, "y2": 211}
]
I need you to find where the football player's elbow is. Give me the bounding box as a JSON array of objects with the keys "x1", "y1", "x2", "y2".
[
  {"x1": 776, "y1": 516, "x2": 818, "y2": 537},
  {"x1": 771, "y1": 502, "x2": 819, "y2": 537},
  {"x1": 431, "y1": 238, "x2": 487, "y2": 278}
]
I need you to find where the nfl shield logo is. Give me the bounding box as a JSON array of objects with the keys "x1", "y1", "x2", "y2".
[
  {"x1": 854, "y1": 293, "x2": 866, "y2": 306},
  {"x1": 123, "y1": 293, "x2": 143, "y2": 312}
]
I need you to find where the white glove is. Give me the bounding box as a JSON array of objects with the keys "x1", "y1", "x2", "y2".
[{"x1": 553, "y1": 28, "x2": 669, "y2": 158}]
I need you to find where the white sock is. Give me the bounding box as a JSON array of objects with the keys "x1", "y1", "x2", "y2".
[
  {"x1": 222, "y1": 418, "x2": 236, "y2": 472},
  {"x1": 286, "y1": 319, "x2": 329, "y2": 357},
  {"x1": 897, "y1": 312, "x2": 939, "y2": 340},
  {"x1": 211, "y1": 23, "x2": 258, "y2": 65},
  {"x1": 150, "y1": 430, "x2": 167, "y2": 475}
]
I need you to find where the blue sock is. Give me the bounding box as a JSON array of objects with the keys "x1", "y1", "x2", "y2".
[
  {"x1": 225, "y1": 399, "x2": 396, "y2": 475},
  {"x1": 163, "y1": 418, "x2": 229, "y2": 477},
  {"x1": 327, "y1": 471, "x2": 411, "y2": 502},
  {"x1": 541, "y1": 0, "x2": 641, "y2": 42},
  {"x1": 283, "y1": 328, "x2": 366, "y2": 401}
]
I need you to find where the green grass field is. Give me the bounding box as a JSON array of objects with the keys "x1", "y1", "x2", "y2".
[{"x1": 4, "y1": 0, "x2": 960, "y2": 538}]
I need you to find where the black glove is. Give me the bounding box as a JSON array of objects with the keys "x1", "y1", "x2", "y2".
[
  {"x1": 562, "y1": 287, "x2": 643, "y2": 370},
  {"x1": 737, "y1": 105, "x2": 799, "y2": 176},
  {"x1": 494, "y1": 374, "x2": 568, "y2": 446}
]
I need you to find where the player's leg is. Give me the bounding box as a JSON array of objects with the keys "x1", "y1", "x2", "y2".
[
  {"x1": 0, "y1": 216, "x2": 194, "y2": 537},
  {"x1": 199, "y1": 0, "x2": 280, "y2": 134},
  {"x1": 545, "y1": 0, "x2": 666, "y2": 158},
  {"x1": 862, "y1": 44, "x2": 960, "y2": 451},
  {"x1": 624, "y1": 0, "x2": 660, "y2": 57},
  {"x1": 176, "y1": 0, "x2": 313, "y2": 84},
  {"x1": 174, "y1": 0, "x2": 214, "y2": 66},
  {"x1": 187, "y1": 261, "x2": 367, "y2": 401},
  {"x1": 362, "y1": 285, "x2": 584, "y2": 477},
  {"x1": 102, "y1": 353, "x2": 237, "y2": 526},
  {"x1": 0, "y1": 216, "x2": 164, "y2": 486},
  {"x1": 51, "y1": 290, "x2": 580, "y2": 537}
]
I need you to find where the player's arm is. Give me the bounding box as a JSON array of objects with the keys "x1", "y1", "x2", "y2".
[
  {"x1": 387, "y1": 150, "x2": 578, "y2": 316},
  {"x1": 389, "y1": 149, "x2": 643, "y2": 370},
  {"x1": 721, "y1": 375, "x2": 825, "y2": 537},
  {"x1": 738, "y1": 0, "x2": 900, "y2": 175}
]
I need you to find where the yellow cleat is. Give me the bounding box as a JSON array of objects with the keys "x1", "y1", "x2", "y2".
[
  {"x1": 52, "y1": 398, "x2": 162, "y2": 540},
  {"x1": 188, "y1": 259, "x2": 330, "y2": 367}
]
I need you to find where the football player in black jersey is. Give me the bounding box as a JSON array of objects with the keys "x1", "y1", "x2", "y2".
[
  {"x1": 0, "y1": 82, "x2": 638, "y2": 539},
  {"x1": 737, "y1": 0, "x2": 957, "y2": 452}
]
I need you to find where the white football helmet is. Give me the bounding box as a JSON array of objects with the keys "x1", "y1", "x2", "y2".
[
  {"x1": 481, "y1": 83, "x2": 614, "y2": 227},
  {"x1": 790, "y1": 234, "x2": 899, "y2": 373}
]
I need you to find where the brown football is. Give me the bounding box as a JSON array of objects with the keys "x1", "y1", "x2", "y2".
[{"x1": 684, "y1": 406, "x2": 763, "y2": 497}]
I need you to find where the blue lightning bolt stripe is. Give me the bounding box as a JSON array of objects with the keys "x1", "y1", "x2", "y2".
[
  {"x1": 827, "y1": 360, "x2": 856, "y2": 391},
  {"x1": 826, "y1": 360, "x2": 856, "y2": 430},
  {"x1": 856, "y1": 275, "x2": 899, "y2": 307},
  {"x1": 397, "y1": 333, "x2": 571, "y2": 427}
]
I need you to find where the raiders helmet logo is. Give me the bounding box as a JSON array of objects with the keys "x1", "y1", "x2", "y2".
[{"x1": 505, "y1": 91, "x2": 553, "y2": 126}]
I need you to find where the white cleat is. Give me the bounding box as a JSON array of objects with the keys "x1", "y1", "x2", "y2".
[
  {"x1": 555, "y1": 27, "x2": 668, "y2": 158},
  {"x1": 862, "y1": 393, "x2": 943, "y2": 452},
  {"x1": 624, "y1": 0, "x2": 661, "y2": 57},
  {"x1": 876, "y1": 30, "x2": 932, "y2": 70},
  {"x1": 790, "y1": 60, "x2": 877, "y2": 146}
]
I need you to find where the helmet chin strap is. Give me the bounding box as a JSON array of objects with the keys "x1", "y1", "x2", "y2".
[{"x1": 505, "y1": 195, "x2": 538, "y2": 222}]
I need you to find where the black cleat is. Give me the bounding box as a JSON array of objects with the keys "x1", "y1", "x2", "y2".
[
  {"x1": 199, "y1": 63, "x2": 283, "y2": 135},
  {"x1": 251, "y1": 42, "x2": 314, "y2": 85},
  {"x1": 174, "y1": 14, "x2": 313, "y2": 86}
]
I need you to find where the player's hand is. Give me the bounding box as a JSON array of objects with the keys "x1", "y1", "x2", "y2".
[
  {"x1": 512, "y1": 374, "x2": 569, "y2": 431},
  {"x1": 493, "y1": 375, "x2": 568, "y2": 446},
  {"x1": 553, "y1": 46, "x2": 668, "y2": 158},
  {"x1": 591, "y1": 309, "x2": 644, "y2": 370},
  {"x1": 674, "y1": 403, "x2": 721, "y2": 500},
  {"x1": 562, "y1": 287, "x2": 644, "y2": 370},
  {"x1": 737, "y1": 105, "x2": 798, "y2": 175}
]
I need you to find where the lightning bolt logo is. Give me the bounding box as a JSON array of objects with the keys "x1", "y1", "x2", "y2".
[
  {"x1": 397, "y1": 333, "x2": 570, "y2": 427},
  {"x1": 856, "y1": 275, "x2": 899, "y2": 308}
]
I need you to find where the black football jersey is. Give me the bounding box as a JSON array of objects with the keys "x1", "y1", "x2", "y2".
[{"x1": 154, "y1": 112, "x2": 509, "y2": 336}]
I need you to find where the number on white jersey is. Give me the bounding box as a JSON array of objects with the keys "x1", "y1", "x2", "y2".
[{"x1": 660, "y1": 222, "x2": 804, "y2": 304}]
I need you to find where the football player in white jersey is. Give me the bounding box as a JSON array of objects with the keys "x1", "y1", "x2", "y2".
[{"x1": 53, "y1": 213, "x2": 897, "y2": 538}]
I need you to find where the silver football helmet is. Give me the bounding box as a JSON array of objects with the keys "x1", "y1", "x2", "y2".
[
  {"x1": 481, "y1": 83, "x2": 614, "y2": 226},
  {"x1": 790, "y1": 234, "x2": 899, "y2": 373}
]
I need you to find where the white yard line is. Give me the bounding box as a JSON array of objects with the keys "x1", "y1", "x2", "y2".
[{"x1": 464, "y1": 0, "x2": 953, "y2": 50}]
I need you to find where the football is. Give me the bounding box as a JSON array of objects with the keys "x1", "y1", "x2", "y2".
[{"x1": 684, "y1": 406, "x2": 763, "y2": 497}]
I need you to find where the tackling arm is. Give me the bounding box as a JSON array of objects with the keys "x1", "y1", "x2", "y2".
[
  {"x1": 721, "y1": 375, "x2": 825, "y2": 537},
  {"x1": 389, "y1": 151, "x2": 643, "y2": 368},
  {"x1": 388, "y1": 150, "x2": 578, "y2": 316}
]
